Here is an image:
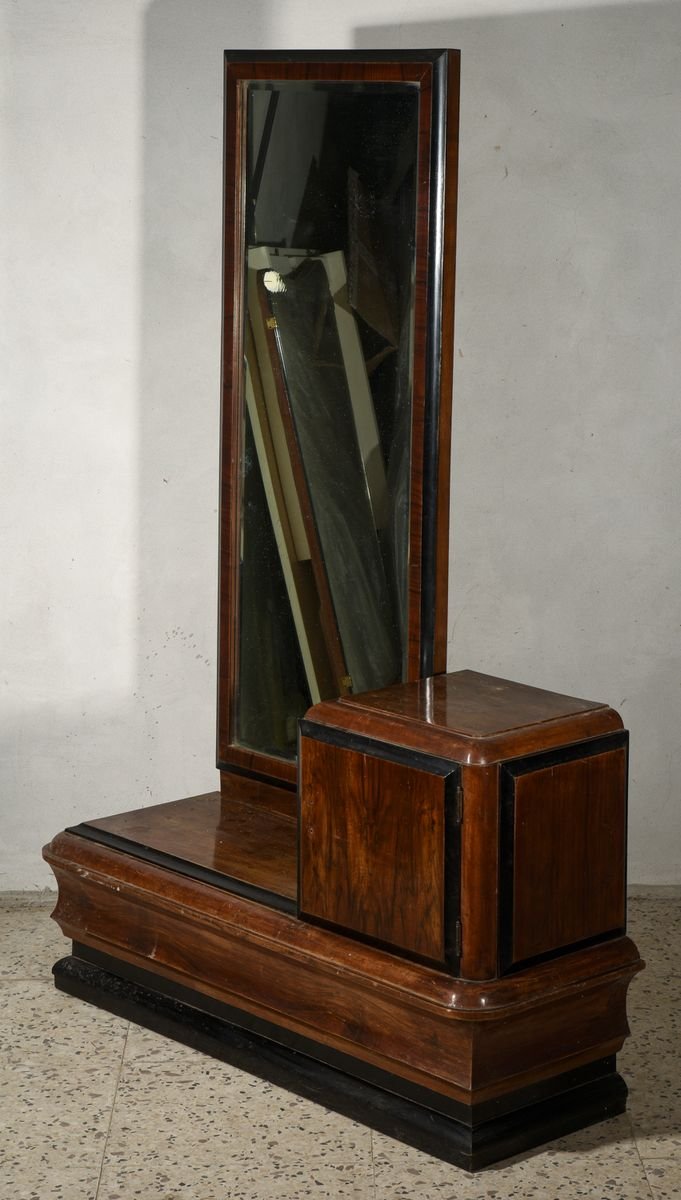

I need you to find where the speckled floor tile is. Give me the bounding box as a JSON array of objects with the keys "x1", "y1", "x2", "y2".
[
  {"x1": 645, "y1": 1160, "x2": 681, "y2": 1198},
  {"x1": 97, "y1": 1050, "x2": 373, "y2": 1199},
  {"x1": 626, "y1": 1068, "x2": 681, "y2": 1160},
  {"x1": 0, "y1": 898, "x2": 68, "y2": 979},
  {"x1": 628, "y1": 898, "x2": 681, "y2": 974},
  {"x1": 620, "y1": 902, "x2": 681, "y2": 1162},
  {"x1": 0, "y1": 978, "x2": 127, "y2": 1200},
  {"x1": 118, "y1": 1019, "x2": 206, "y2": 1066},
  {"x1": 625, "y1": 964, "x2": 681, "y2": 1044},
  {"x1": 0, "y1": 1059, "x2": 124, "y2": 1200},
  {"x1": 0, "y1": 980, "x2": 128, "y2": 1064},
  {"x1": 372, "y1": 1115, "x2": 651, "y2": 1199}
]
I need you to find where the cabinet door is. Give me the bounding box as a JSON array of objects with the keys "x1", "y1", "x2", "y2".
[{"x1": 299, "y1": 723, "x2": 461, "y2": 970}]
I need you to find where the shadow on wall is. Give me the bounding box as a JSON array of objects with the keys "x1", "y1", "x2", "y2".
[{"x1": 135, "y1": 1, "x2": 273, "y2": 803}]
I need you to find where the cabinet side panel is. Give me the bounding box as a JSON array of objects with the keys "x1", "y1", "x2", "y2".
[{"x1": 504, "y1": 747, "x2": 627, "y2": 970}]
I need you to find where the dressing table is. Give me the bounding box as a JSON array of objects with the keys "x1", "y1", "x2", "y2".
[{"x1": 43, "y1": 50, "x2": 642, "y2": 1171}]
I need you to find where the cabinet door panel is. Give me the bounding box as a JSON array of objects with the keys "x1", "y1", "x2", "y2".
[{"x1": 299, "y1": 726, "x2": 460, "y2": 969}]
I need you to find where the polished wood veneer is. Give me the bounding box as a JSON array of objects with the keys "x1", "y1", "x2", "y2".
[
  {"x1": 44, "y1": 826, "x2": 641, "y2": 1097},
  {"x1": 73, "y1": 791, "x2": 297, "y2": 906},
  {"x1": 324, "y1": 668, "x2": 622, "y2": 761},
  {"x1": 301, "y1": 670, "x2": 630, "y2": 981},
  {"x1": 503, "y1": 747, "x2": 627, "y2": 968},
  {"x1": 300, "y1": 741, "x2": 457, "y2": 965}
]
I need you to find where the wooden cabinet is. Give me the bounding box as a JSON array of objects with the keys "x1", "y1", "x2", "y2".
[{"x1": 300, "y1": 670, "x2": 628, "y2": 979}]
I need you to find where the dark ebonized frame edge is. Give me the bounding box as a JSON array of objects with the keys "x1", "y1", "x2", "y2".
[
  {"x1": 498, "y1": 731, "x2": 629, "y2": 975},
  {"x1": 221, "y1": 50, "x2": 451, "y2": 63}
]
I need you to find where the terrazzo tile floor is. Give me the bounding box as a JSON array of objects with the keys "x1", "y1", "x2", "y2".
[{"x1": 0, "y1": 893, "x2": 678, "y2": 1199}]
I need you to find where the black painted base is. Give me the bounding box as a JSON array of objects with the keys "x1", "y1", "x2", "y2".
[{"x1": 54, "y1": 950, "x2": 628, "y2": 1172}]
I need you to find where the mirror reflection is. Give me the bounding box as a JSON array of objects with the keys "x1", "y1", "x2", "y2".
[{"x1": 237, "y1": 80, "x2": 419, "y2": 759}]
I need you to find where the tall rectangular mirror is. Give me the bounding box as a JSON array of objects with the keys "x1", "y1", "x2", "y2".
[{"x1": 219, "y1": 51, "x2": 459, "y2": 788}]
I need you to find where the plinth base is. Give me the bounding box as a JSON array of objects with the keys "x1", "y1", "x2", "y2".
[
  {"x1": 44, "y1": 823, "x2": 642, "y2": 1172},
  {"x1": 55, "y1": 949, "x2": 627, "y2": 1172}
]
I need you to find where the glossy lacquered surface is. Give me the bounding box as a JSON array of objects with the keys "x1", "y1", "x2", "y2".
[
  {"x1": 311, "y1": 668, "x2": 623, "y2": 765},
  {"x1": 503, "y1": 744, "x2": 628, "y2": 969},
  {"x1": 80, "y1": 791, "x2": 297, "y2": 903},
  {"x1": 43, "y1": 663, "x2": 642, "y2": 1169},
  {"x1": 301, "y1": 669, "x2": 629, "y2": 982},
  {"x1": 8, "y1": 895, "x2": 668, "y2": 1193},
  {"x1": 299, "y1": 735, "x2": 456, "y2": 965},
  {"x1": 70, "y1": 668, "x2": 630, "y2": 985},
  {"x1": 54, "y1": 950, "x2": 629, "y2": 1172},
  {"x1": 341, "y1": 668, "x2": 608, "y2": 734}
]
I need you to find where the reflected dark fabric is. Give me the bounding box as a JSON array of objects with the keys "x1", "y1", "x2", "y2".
[
  {"x1": 237, "y1": 413, "x2": 311, "y2": 757},
  {"x1": 269, "y1": 259, "x2": 401, "y2": 695}
]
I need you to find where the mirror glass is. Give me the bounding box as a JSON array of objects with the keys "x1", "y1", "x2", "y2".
[{"x1": 236, "y1": 80, "x2": 419, "y2": 759}]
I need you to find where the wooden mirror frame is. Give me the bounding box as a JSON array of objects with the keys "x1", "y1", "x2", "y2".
[{"x1": 217, "y1": 50, "x2": 459, "y2": 790}]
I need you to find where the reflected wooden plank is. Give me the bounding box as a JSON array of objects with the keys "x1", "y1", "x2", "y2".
[{"x1": 257, "y1": 259, "x2": 401, "y2": 696}]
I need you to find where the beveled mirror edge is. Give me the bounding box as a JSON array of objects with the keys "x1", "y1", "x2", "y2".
[{"x1": 217, "y1": 49, "x2": 460, "y2": 791}]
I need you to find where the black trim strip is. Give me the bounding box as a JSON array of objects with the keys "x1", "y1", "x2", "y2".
[
  {"x1": 444, "y1": 774, "x2": 462, "y2": 970},
  {"x1": 501, "y1": 929, "x2": 627, "y2": 976},
  {"x1": 299, "y1": 718, "x2": 455, "y2": 776},
  {"x1": 217, "y1": 760, "x2": 297, "y2": 792},
  {"x1": 498, "y1": 732, "x2": 629, "y2": 974},
  {"x1": 225, "y1": 49, "x2": 447, "y2": 64},
  {"x1": 502, "y1": 731, "x2": 628, "y2": 778},
  {"x1": 297, "y1": 911, "x2": 449, "y2": 972},
  {"x1": 66, "y1": 824, "x2": 296, "y2": 916}
]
